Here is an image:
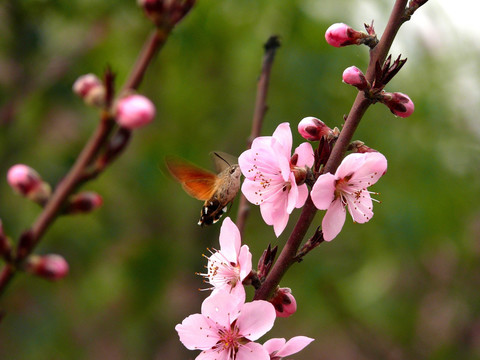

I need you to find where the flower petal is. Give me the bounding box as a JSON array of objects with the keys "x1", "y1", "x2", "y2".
[
  {"x1": 218, "y1": 217, "x2": 241, "y2": 262},
  {"x1": 274, "y1": 336, "x2": 315, "y2": 357},
  {"x1": 350, "y1": 152, "x2": 387, "y2": 186},
  {"x1": 195, "y1": 349, "x2": 228, "y2": 360},
  {"x1": 260, "y1": 197, "x2": 290, "y2": 237},
  {"x1": 236, "y1": 300, "x2": 276, "y2": 341},
  {"x1": 335, "y1": 153, "x2": 366, "y2": 180},
  {"x1": 263, "y1": 338, "x2": 286, "y2": 355},
  {"x1": 238, "y1": 245, "x2": 253, "y2": 281},
  {"x1": 295, "y1": 183, "x2": 309, "y2": 209},
  {"x1": 346, "y1": 189, "x2": 373, "y2": 223},
  {"x1": 237, "y1": 342, "x2": 270, "y2": 360},
  {"x1": 201, "y1": 290, "x2": 243, "y2": 325},
  {"x1": 286, "y1": 173, "x2": 299, "y2": 213},
  {"x1": 175, "y1": 314, "x2": 219, "y2": 350},
  {"x1": 272, "y1": 123, "x2": 292, "y2": 158},
  {"x1": 294, "y1": 142, "x2": 314, "y2": 167},
  {"x1": 311, "y1": 173, "x2": 336, "y2": 210},
  {"x1": 322, "y1": 198, "x2": 346, "y2": 241}
]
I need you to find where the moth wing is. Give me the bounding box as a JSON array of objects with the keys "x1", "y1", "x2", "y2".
[
  {"x1": 210, "y1": 151, "x2": 238, "y2": 173},
  {"x1": 165, "y1": 157, "x2": 218, "y2": 200}
]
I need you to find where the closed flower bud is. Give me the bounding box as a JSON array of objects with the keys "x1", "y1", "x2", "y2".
[
  {"x1": 382, "y1": 91, "x2": 414, "y2": 118},
  {"x1": 298, "y1": 117, "x2": 331, "y2": 141},
  {"x1": 25, "y1": 254, "x2": 69, "y2": 281},
  {"x1": 325, "y1": 23, "x2": 366, "y2": 47},
  {"x1": 72, "y1": 74, "x2": 106, "y2": 107},
  {"x1": 115, "y1": 94, "x2": 156, "y2": 129},
  {"x1": 66, "y1": 192, "x2": 103, "y2": 214},
  {"x1": 7, "y1": 164, "x2": 51, "y2": 204},
  {"x1": 270, "y1": 287, "x2": 297, "y2": 318},
  {"x1": 342, "y1": 66, "x2": 369, "y2": 90}
]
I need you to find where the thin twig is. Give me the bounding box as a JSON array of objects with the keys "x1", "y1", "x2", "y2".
[{"x1": 236, "y1": 35, "x2": 281, "y2": 236}]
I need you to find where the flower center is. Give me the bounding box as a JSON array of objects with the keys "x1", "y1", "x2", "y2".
[{"x1": 200, "y1": 249, "x2": 240, "y2": 290}]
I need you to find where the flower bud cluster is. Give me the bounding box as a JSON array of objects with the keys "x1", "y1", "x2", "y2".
[{"x1": 326, "y1": 23, "x2": 414, "y2": 118}]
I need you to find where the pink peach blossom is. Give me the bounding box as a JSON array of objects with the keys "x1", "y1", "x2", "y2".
[
  {"x1": 239, "y1": 123, "x2": 314, "y2": 237},
  {"x1": 311, "y1": 152, "x2": 387, "y2": 241},
  {"x1": 263, "y1": 336, "x2": 314, "y2": 359},
  {"x1": 199, "y1": 217, "x2": 252, "y2": 298},
  {"x1": 176, "y1": 290, "x2": 276, "y2": 360}
]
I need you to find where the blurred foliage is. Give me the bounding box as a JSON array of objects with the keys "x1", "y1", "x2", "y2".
[{"x1": 1, "y1": 0, "x2": 480, "y2": 359}]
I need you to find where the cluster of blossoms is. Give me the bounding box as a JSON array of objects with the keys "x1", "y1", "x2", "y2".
[
  {"x1": 175, "y1": 218, "x2": 314, "y2": 359},
  {"x1": 239, "y1": 120, "x2": 388, "y2": 242}
]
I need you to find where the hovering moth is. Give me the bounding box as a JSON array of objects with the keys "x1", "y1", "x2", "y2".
[{"x1": 165, "y1": 152, "x2": 241, "y2": 226}]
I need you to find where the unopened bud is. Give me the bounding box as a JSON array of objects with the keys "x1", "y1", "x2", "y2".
[
  {"x1": 298, "y1": 117, "x2": 331, "y2": 141},
  {"x1": 342, "y1": 66, "x2": 369, "y2": 91},
  {"x1": 325, "y1": 23, "x2": 367, "y2": 47},
  {"x1": 25, "y1": 254, "x2": 69, "y2": 281},
  {"x1": 270, "y1": 287, "x2": 297, "y2": 318},
  {"x1": 72, "y1": 74, "x2": 106, "y2": 107},
  {"x1": 382, "y1": 92, "x2": 414, "y2": 118},
  {"x1": 115, "y1": 94, "x2": 156, "y2": 129},
  {"x1": 66, "y1": 191, "x2": 103, "y2": 214},
  {"x1": 7, "y1": 164, "x2": 51, "y2": 204}
]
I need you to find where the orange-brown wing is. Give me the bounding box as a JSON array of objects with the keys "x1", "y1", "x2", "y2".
[{"x1": 165, "y1": 157, "x2": 218, "y2": 200}]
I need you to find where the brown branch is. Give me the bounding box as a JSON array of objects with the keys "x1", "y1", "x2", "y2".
[
  {"x1": 236, "y1": 35, "x2": 281, "y2": 236},
  {"x1": 254, "y1": 0, "x2": 410, "y2": 301},
  {"x1": 122, "y1": 28, "x2": 170, "y2": 92}
]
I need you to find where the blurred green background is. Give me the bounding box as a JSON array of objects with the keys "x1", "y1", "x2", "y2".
[{"x1": 1, "y1": 0, "x2": 479, "y2": 359}]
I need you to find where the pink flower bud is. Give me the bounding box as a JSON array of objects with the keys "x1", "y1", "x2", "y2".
[
  {"x1": 115, "y1": 94, "x2": 156, "y2": 129},
  {"x1": 25, "y1": 254, "x2": 69, "y2": 281},
  {"x1": 298, "y1": 117, "x2": 331, "y2": 141},
  {"x1": 342, "y1": 66, "x2": 369, "y2": 90},
  {"x1": 72, "y1": 74, "x2": 106, "y2": 107},
  {"x1": 7, "y1": 164, "x2": 41, "y2": 194},
  {"x1": 7, "y1": 164, "x2": 51, "y2": 203},
  {"x1": 382, "y1": 92, "x2": 414, "y2": 118},
  {"x1": 270, "y1": 287, "x2": 297, "y2": 318},
  {"x1": 325, "y1": 23, "x2": 365, "y2": 47},
  {"x1": 66, "y1": 192, "x2": 103, "y2": 214}
]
